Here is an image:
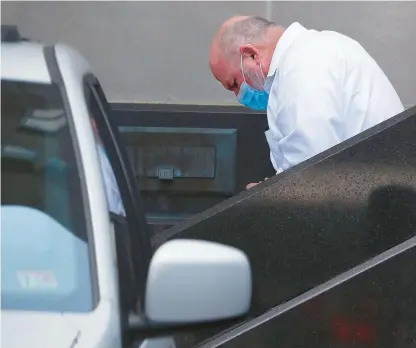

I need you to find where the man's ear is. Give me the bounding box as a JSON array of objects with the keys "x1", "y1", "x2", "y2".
[{"x1": 240, "y1": 44, "x2": 260, "y2": 63}]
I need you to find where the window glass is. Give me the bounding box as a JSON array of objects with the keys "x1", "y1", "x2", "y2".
[
  {"x1": 83, "y1": 77, "x2": 153, "y2": 315},
  {"x1": 1, "y1": 80, "x2": 93, "y2": 312},
  {"x1": 84, "y1": 84, "x2": 125, "y2": 217}
]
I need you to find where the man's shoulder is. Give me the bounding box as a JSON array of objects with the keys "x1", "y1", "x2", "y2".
[{"x1": 283, "y1": 28, "x2": 360, "y2": 66}]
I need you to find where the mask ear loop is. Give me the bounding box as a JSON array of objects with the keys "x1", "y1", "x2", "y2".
[
  {"x1": 259, "y1": 61, "x2": 266, "y2": 83},
  {"x1": 241, "y1": 54, "x2": 266, "y2": 85},
  {"x1": 240, "y1": 54, "x2": 247, "y2": 83}
]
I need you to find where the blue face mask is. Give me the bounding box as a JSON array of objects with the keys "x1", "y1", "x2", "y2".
[{"x1": 236, "y1": 55, "x2": 269, "y2": 111}]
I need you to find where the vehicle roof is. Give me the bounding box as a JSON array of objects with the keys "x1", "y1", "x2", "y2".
[{"x1": 1, "y1": 41, "x2": 52, "y2": 84}]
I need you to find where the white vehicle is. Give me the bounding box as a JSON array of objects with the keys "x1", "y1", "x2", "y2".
[{"x1": 1, "y1": 26, "x2": 252, "y2": 348}]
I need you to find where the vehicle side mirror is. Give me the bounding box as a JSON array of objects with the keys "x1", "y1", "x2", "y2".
[{"x1": 145, "y1": 239, "x2": 252, "y2": 325}]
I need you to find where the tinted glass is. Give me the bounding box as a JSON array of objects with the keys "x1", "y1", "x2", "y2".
[
  {"x1": 84, "y1": 83, "x2": 125, "y2": 216},
  {"x1": 1, "y1": 80, "x2": 93, "y2": 312},
  {"x1": 218, "y1": 246, "x2": 416, "y2": 348}
]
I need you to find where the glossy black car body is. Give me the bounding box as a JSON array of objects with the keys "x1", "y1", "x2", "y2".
[{"x1": 115, "y1": 103, "x2": 416, "y2": 348}]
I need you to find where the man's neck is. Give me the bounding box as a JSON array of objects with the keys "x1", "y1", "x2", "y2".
[{"x1": 263, "y1": 26, "x2": 286, "y2": 74}]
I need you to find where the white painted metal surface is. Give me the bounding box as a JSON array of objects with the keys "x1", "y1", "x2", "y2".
[
  {"x1": 1, "y1": 38, "x2": 179, "y2": 348},
  {"x1": 146, "y1": 239, "x2": 252, "y2": 324},
  {"x1": 1, "y1": 37, "x2": 250, "y2": 348},
  {"x1": 1, "y1": 42, "x2": 51, "y2": 84}
]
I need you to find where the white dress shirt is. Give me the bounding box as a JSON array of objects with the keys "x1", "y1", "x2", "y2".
[
  {"x1": 264, "y1": 22, "x2": 404, "y2": 173},
  {"x1": 96, "y1": 142, "x2": 126, "y2": 216}
]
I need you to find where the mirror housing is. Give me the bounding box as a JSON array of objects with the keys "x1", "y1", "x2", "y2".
[{"x1": 145, "y1": 239, "x2": 252, "y2": 325}]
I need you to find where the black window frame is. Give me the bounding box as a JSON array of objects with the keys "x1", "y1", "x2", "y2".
[{"x1": 82, "y1": 73, "x2": 153, "y2": 316}]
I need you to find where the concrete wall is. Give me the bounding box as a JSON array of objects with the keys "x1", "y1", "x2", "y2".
[{"x1": 2, "y1": 1, "x2": 415, "y2": 108}]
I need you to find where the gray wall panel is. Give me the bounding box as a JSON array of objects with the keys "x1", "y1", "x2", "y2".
[{"x1": 2, "y1": 1, "x2": 415, "y2": 107}]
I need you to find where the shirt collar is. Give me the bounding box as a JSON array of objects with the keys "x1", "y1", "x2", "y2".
[{"x1": 264, "y1": 22, "x2": 308, "y2": 92}]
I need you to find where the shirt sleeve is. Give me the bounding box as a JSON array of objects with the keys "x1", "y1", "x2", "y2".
[{"x1": 270, "y1": 46, "x2": 345, "y2": 171}]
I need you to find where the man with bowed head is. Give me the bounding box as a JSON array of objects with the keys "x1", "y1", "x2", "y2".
[{"x1": 209, "y1": 16, "x2": 404, "y2": 189}]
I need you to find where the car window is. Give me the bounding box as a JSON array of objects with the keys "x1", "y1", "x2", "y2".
[
  {"x1": 84, "y1": 84, "x2": 126, "y2": 217},
  {"x1": 83, "y1": 76, "x2": 148, "y2": 317},
  {"x1": 1, "y1": 80, "x2": 94, "y2": 312}
]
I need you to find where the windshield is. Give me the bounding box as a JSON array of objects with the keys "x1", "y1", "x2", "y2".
[{"x1": 1, "y1": 80, "x2": 94, "y2": 312}]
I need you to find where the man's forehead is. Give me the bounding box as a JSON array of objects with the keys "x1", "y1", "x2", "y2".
[{"x1": 211, "y1": 59, "x2": 238, "y2": 87}]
